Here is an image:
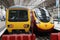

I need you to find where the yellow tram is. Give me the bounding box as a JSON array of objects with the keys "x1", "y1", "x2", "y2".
[
  {"x1": 6, "y1": 6, "x2": 31, "y2": 33},
  {"x1": 33, "y1": 8, "x2": 54, "y2": 31}
]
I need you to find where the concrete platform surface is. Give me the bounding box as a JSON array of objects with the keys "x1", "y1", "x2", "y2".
[{"x1": 0, "y1": 21, "x2": 6, "y2": 37}]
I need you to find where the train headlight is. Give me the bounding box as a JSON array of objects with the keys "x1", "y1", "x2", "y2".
[
  {"x1": 8, "y1": 24, "x2": 14, "y2": 28},
  {"x1": 36, "y1": 19, "x2": 40, "y2": 24},
  {"x1": 24, "y1": 24, "x2": 29, "y2": 28}
]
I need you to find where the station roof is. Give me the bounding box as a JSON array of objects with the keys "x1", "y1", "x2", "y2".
[{"x1": 0, "y1": 0, "x2": 60, "y2": 8}]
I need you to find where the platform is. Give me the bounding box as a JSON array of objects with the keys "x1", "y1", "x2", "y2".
[
  {"x1": 54, "y1": 21, "x2": 60, "y2": 31},
  {"x1": 0, "y1": 21, "x2": 6, "y2": 37}
]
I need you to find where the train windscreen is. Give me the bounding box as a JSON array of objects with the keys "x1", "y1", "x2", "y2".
[
  {"x1": 8, "y1": 10, "x2": 28, "y2": 22},
  {"x1": 35, "y1": 8, "x2": 50, "y2": 22}
]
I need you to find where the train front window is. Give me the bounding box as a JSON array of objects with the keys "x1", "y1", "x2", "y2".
[
  {"x1": 8, "y1": 10, "x2": 28, "y2": 22},
  {"x1": 35, "y1": 9, "x2": 50, "y2": 22}
]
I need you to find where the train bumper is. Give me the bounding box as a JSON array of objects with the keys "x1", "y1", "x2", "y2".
[
  {"x1": 36, "y1": 23, "x2": 54, "y2": 31},
  {"x1": 7, "y1": 28, "x2": 30, "y2": 33}
]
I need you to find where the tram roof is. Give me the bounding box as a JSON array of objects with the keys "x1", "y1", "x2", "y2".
[{"x1": 9, "y1": 5, "x2": 30, "y2": 9}]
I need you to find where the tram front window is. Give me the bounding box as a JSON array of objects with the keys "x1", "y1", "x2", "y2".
[
  {"x1": 35, "y1": 9, "x2": 50, "y2": 22},
  {"x1": 8, "y1": 10, "x2": 28, "y2": 22}
]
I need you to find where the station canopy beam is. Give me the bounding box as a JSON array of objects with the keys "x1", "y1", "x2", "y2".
[{"x1": 0, "y1": 0, "x2": 14, "y2": 8}]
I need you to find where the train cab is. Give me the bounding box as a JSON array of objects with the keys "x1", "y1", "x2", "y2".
[
  {"x1": 33, "y1": 8, "x2": 54, "y2": 31},
  {"x1": 6, "y1": 6, "x2": 31, "y2": 33}
]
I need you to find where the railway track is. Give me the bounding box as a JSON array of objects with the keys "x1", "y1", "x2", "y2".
[{"x1": 36, "y1": 35, "x2": 50, "y2": 40}]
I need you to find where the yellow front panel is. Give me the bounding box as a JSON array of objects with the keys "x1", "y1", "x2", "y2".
[
  {"x1": 36, "y1": 22, "x2": 54, "y2": 30},
  {"x1": 6, "y1": 21, "x2": 30, "y2": 29}
]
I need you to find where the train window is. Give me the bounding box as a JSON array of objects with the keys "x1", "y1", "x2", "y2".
[
  {"x1": 35, "y1": 8, "x2": 41, "y2": 18},
  {"x1": 40, "y1": 9, "x2": 46, "y2": 16},
  {"x1": 40, "y1": 9, "x2": 50, "y2": 22},
  {"x1": 35, "y1": 9, "x2": 41, "y2": 16},
  {"x1": 40, "y1": 9, "x2": 50, "y2": 17},
  {"x1": 35, "y1": 8, "x2": 50, "y2": 22},
  {"x1": 8, "y1": 10, "x2": 28, "y2": 22}
]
